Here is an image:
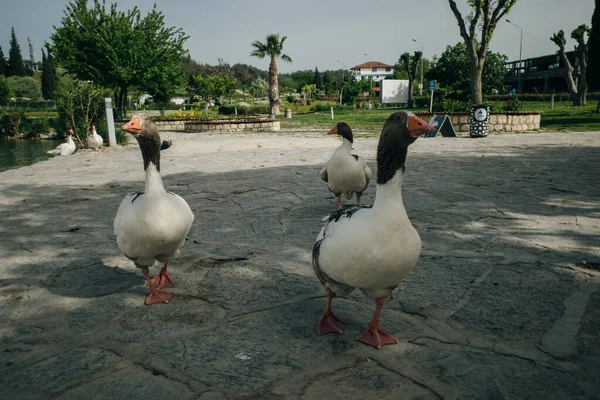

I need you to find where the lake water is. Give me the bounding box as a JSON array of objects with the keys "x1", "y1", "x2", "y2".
[{"x1": 0, "y1": 139, "x2": 63, "y2": 173}]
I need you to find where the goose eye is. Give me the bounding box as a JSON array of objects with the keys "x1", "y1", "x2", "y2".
[{"x1": 395, "y1": 114, "x2": 401, "y2": 120}]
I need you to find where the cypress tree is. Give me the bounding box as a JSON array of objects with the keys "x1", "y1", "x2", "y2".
[
  {"x1": 41, "y1": 48, "x2": 58, "y2": 100},
  {"x1": 7, "y1": 27, "x2": 26, "y2": 76},
  {"x1": 313, "y1": 66, "x2": 323, "y2": 90},
  {"x1": 0, "y1": 45, "x2": 7, "y2": 75}
]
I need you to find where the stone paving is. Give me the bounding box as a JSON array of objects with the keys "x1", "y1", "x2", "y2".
[{"x1": 0, "y1": 130, "x2": 599, "y2": 399}]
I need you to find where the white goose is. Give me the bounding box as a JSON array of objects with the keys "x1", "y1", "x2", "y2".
[
  {"x1": 87, "y1": 125, "x2": 103, "y2": 151},
  {"x1": 114, "y1": 114, "x2": 194, "y2": 305},
  {"x1": 319, "y1": 122, "x2": 372, "y2": 208},
  {"x1": 312, "y1": 111, "x2": 434, "y2": 349},
  {"x1": 47, "y1": 130, "x2": 76, "y2": 156}
]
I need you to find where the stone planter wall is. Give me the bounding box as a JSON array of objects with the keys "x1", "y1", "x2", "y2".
[
  {"x1": 153, "y1": 120, "x2": 187, "y2": 131},
  {"x1": 184, "y1": 118, "x2": 280, "y2": 133},
  {"x1": 415, "y1": 112, "x2": 542, "y2": 133}
]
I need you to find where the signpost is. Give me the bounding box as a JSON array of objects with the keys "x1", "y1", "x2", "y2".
[
  {"x1": 104, "y1": 98, "x2": 117, "y2": 146},
  {"x1": 428, "y1": 80, "x2": 436, "y2": 113}
]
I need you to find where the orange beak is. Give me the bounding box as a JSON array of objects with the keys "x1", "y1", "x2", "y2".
[
  {"x1": 327, "y1": 126, "x2": 338, "y2": 135},
  {"x1": 122, "y1": 117, "x2": 142, "y2": 135},
  {"x1": 407, "y1": 115, "x2": 435, "y2": 137}
]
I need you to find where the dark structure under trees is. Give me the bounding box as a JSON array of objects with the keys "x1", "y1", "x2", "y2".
[{"x1": 588, "y1": 0, "x2": 600, "y2": 112}]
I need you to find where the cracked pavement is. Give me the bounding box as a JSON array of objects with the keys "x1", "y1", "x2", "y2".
[{"x1": 1, "y1": 130, "x2": 599, "y2": 399}]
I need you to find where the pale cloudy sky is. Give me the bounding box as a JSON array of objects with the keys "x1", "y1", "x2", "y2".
[{"x1": 0, "y1": 0, "x2": 595, "y2": 72}]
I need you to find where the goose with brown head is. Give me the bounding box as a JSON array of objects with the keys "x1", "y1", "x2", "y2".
[
  {"x1": 319, "y1": 122, "x2": 372, "y2": 208},
  {"x1": 312, "y1": 111, "x2": 434, "y2": 349},
  {"x1": 114, "y1": 114, "x2": 195, "y2": 305}
]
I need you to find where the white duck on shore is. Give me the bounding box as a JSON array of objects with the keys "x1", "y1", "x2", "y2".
[
  {"x1": 87, "y1": 125, "x2": 103, "y2": 151},
  {"x1": 312, "y1": 111, "x2": 435, "y2": 349},
  {"x1": 113, "y1": 114, "x2": 194, "y2": 305},
  {"x1": 47, "y1": 130, "x2": 76, "y2": 156},
  {"x1": 319, "y1": 122, "x2": 372, "y2": 208}
]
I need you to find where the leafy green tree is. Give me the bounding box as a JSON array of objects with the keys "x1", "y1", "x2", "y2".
[
  {"x1": 448, "y1": 0, "x2": 518, "y2": 103},
  {"x1": 56, "y1": 80, "x2": 108, "y2": 145},
  {"x1": 231, "y1": 63, "x2": 266, "y2": 87},
  {"x1": 589, "y1": 0, "x2": 600, "y2": 112},
  {"x1": 0, "y1": 45, "x2": 8, "y2": 75},
  {"x1": 428, "y1": 42, "x2": 507, "y2": 99},
  {"x1": 41, "y1": 48, "x2": 58, "y2": 100},
  {"x1": 145, "y1": 68, "x2": 177, "y2": 116},
  {"x1": 221, "y1": 75, "x2": 238, "y2": 104},
  {"x1": 0, "y1": 75, "x2": 12, "y2": 105},
  {"x1": 250, "y1": 33, "x2": 292, "y2": 115},
  {"x1": 398, "y1": 51, "x2": 422, "y2": 107},
  {"x1": 551, "y1": 25, "x2": 591, "y2": 106},
  {"x1": 6, "y1": 76, "x2": 42, "y2": 100},
  {"x1": 7, "y1": 27, "x2": 27, "y2": 77},
  {"x1": 51, "y1": 0, "x2": 188, "y2": 113},
  {"x1": 301, "y1": 83, "x2": 316, "y2": 100},
  {"x1": 193, "y1": 75, "x2": 229, "y2": 118}
]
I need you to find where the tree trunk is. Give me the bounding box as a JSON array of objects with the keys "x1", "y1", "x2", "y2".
[
  {"x1": 204, "y1": 102, "x2": 209, "y2": 120},
  {"x1": 407, "y1": 79, "x2": 415, "y2": 108},
  {"x1": 557, "y1": 47, "x2": 581, "y2": 105},
  {"x1": 269, "y1": 58, "x2": 280, "y2": 115},
  {"x1": 470, "y1": 61, "x2": 484, "y2": 104},
  {"x1": 123, "y1": 86, "x2": 128, "y2": 117},
  {"x1": 577, "y1": 47, "x2": 588, "y2": 106}
]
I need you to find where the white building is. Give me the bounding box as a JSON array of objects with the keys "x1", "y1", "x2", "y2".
[{"x1": 350, "y1": 61, "x2": 394, "y2": 82}]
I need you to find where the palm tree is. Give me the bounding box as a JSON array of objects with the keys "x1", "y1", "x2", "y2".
[{"x1": 250, "y1": 33, "x2": 292, "y2": 115}]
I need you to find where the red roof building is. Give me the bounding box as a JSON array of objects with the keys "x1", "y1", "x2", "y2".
[{"x1": 350, "y1": 61, "x2": 394, "y2": 82}]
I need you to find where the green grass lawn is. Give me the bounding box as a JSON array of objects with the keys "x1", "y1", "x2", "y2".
[
  {"x1": 20, "y1": 100, "x2": 600, "y2": 133},
  {"x1": 278, "y1": 100, "x2": 600, "y2": 133}
]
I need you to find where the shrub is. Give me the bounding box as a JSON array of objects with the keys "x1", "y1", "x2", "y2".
[
  {"x1": 218, "y1": 104, "x2": 251, "y2": 115},
  {"x1": 0, "y1": 109, "x2": 27, "y2": 136},
  {"x1": 0, "y1": 76, "x2": 12, "y2": 106},
  {"x1": 56, "y1": 81, "x2": 109, "y2": 143},
  {"x1": 502, "y1": 96, "x2": 523, "y2": 112},
  {"x1": 249, "y1": 104, "x2": 270, "y2": 114},
  {"x1": 286, "y1": 95, "x2": 294, "y2": 103},
  {"x1": 6, "y1": 76, "x2": 42, "y2": 101},
  {"x1": 21, "y1": 117, "x2": 51, "y2": 134}
]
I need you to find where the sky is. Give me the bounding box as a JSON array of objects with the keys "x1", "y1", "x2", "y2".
[{"x1": 0, "y1": 0, "x2": 595, "y2": 73}]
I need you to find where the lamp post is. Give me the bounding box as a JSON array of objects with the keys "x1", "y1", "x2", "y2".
[
  {"x1": 363, "y1": 53, "x2": 373, "y2": 94},
  {"x1": 337, "y1": 60, "x2": 347, "y2": 105},
  {"x1": 506, "y1": 19, "x2": 523, "y2": 93},
  {"x1": 412, "y1": 39, "x2": 424, "y2": 95}
]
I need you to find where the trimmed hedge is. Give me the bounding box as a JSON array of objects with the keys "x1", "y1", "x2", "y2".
[{"x1": 218, "y1": 104, "x2": 271, "y2": 115}]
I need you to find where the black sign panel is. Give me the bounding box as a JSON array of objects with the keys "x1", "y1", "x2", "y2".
[{"x1": 425, "y1": 115, "x2": 457, "y2": 138}]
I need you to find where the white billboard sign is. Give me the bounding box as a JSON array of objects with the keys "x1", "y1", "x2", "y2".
[{"x1": 380, "y1": 80, "x2": 409, "y2": 104}]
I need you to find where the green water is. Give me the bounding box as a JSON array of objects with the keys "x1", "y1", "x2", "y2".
[{"x1": 0, "y1": 138, "x2": 63, "y2": 173}]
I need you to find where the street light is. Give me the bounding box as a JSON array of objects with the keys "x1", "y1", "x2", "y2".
[
  {"x1": 363, "y1": 53, "x2": 373, "y2": 94},
  {"x1": 337, "y1": 60, "x2": 347, "y2": 104},
  {"x1": 412, "y1": 39, "x2": 424, "y2": 95},
  {"x1": 506, "y1": 19, "x2": 523, "y2": 93}
]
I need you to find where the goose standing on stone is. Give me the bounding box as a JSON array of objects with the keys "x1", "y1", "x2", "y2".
[
  {"x1": 47, "y1": 129, "x2": 76, "y2": 156},
  {"x1": 319, "y1": 122, "x2": 372, "y2": 208},
  {"x1": 312, "y1": 111, "x2": 434, "y2": 349},
  {"x1": 87, "y1": 125, "x2": 104, "y2": 151},
  {"x1": 114, "y1": 114, "x2": 194, "y2": 305}
]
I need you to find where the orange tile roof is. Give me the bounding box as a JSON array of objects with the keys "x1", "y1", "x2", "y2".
[{"x1": 350, "y1": 61, "x2": 394, "y2": 70}]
